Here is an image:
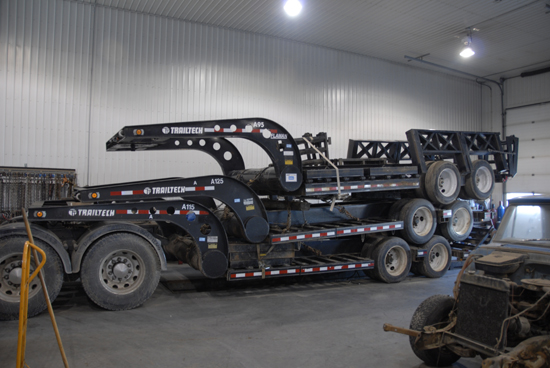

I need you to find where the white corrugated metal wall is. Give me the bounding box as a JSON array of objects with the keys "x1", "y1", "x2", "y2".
[
  {"x1": 1, "y1": 0, "x2": 482, "y2": 186},
  {"x1": 481, "y1": 71, "x2": 550, "y2": 200}
]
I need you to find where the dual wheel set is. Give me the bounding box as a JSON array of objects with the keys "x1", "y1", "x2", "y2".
[
  {"x1": 0, "y1": 232, "x2": 161, "y2": 320},
  {"x1": 363, "y1": 159, "x2": 495, "y2": 285}
]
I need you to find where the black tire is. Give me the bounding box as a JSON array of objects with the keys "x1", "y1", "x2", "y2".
[
  {"x1": 369, "y1": 237, "x2": 411, "y2": 283},
  {"x1": 388, "y1": 199, "x2": 409, "y2": 220},
  {"x1": 81, "y1": 233, "x2": 161, "y2": 311},
  {"x1": 361, "y1": 236, "x2": 385, "y2": 279},
  {"x1": 425, "y1": 161, "x2": 460, "y2": 205},
  {"x1": 414, "y1": 161, "x2": 434, "y2": 199},
  {"x1": 0, "y1": 236, "x2": 64, "y2": 321},
  {"x1": 398, "y1": 199, "x2": 436, "y2": 245},
  {"x1": 412, "y1": 236, "x2": 451, "y2": 278},
  {"x1": 464, "y1": 160, "x2": 494, "y2": 200},
  {"x1": 409, "y1": 295, "x2": 460, "y2": 367},
  {"x1": 440, "y1": 201, "x2": 473, "y2": 242}
]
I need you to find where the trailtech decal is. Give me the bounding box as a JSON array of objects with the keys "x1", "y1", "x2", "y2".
[
  {"x1": 70, "y1": 209, "x2": 116, "y2": 217},
  {"x1": 162, "y1": 126, "x2": 204, "y2": 135}
]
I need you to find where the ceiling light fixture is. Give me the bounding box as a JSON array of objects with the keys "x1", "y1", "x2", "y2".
[
  {"x1": 284, "y1": 0, "x2": 302, "y2": 17},
  {"x1": 460, "y1": 29, "x2": 475, "y2": 58}
]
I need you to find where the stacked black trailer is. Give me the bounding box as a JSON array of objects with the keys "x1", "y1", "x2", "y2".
[{"x1": 0, "y1": 118, "x2": 518, "y2": 320}]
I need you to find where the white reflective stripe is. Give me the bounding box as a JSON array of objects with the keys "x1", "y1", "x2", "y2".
[
  {"x1": 174, "y1": 210, "x2": 181, "y2": 215},
  {"x1": 305, "y1": 188, "x2": 314, "y2": 192},
  {"x1": 348, "y1": 264, "x2": 356, "y2": 268},
  {"x1": 321, "y1": 188, "x2": 330, "y2": 191},
  {"x1": 233, "y1": 273, "x2": 246, "y2": 278},
  {"x1": 390, "y1": 184, "x2": 397, "y2": 187},
  {"x1": 343, "y1": 229, "x2": 351, "y2": 234},
  {"x1": 361, "y1": 263, "x2": 371, "y2": 267},
  {"x1": 280, "y1": 236, "x2": 290, "y2": 241},
  {"x1": 204, "y1": 128, "x2": 215, "y2": 133},
  {"x1": 296, "y1": 235, "x2": 305, "y2": 239},
  {"x1": 320, "y1": 267, "x2": 328, "y2": 271},
  {"x1": 287, "y1": 269, "x2": 297, "y2": 274},
  {"x1": 350, "y1": 185, "x2": 358, "y2": 189},
  {"x1": 334, "y1": 265, "x2": 342, "y2": 270},
  {"x1": 394, "y1": 224, "x2": 402, "y2": 228},
  {"x1": 383, "y1": 225, "x2": 390, "y2": 229},
  {"x1": 327, "y1": 231, "x2": 335, "y2": 236},
  {"x1": 364, "y1": 184, "x2": 371, "y2": 188},
  {"x1": 270, "y1": 271, "x2": 280, "y2": 275},
  {"x1": 186, "y1": 187, "x2": 196, "y2": 191},
  {"x1": 204, "y1": 186, "x2": 215, "y2": 191},
  {"x1": 121, "y1": 191, "x2": 133, "y2": 195},
  {"x1": 303, "y1": 268, "x2": 313, "y2": 273},
  {"x1": 312, "y1": 233, "x2": 320, "y2": 238},
  {"x1": 369, "y1": 227, "x2": 377, "y2": 231},
  {"x1": 126, "y1": 210, "x2": 132, "y2": 214},
  {"x1": 357, "y1": 228, "x2": 365, "y2": 232}
]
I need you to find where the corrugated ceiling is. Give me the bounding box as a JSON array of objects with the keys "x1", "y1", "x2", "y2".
[{"x1": 78, "y1": 0, "x2": 550, "y2": 79}]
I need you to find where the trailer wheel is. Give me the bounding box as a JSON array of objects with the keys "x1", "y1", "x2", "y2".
[
  {"x1": 464, "y1": 160, "x2": 494, "y2": 200},
  {"x1": 387, "y1": 199, "x2": 409, "y2": 220},
  {"x1": 360, "y1": 236, "x2": 385, "y2": 279},
  {"x1": 425, "y1": 161, "x2": 460, "y2": 205},
  {"x1": 0, "y1": 236, "x2": 64, "y2": 321},
  {"x1": 370, "y1": 237, "x2": 411, "y2": 283},
  {"x1": 81, "y1": 233, "x2": 161, "y2": 311},
  {"x1": 409, "y1": 295, "x2": 460, "y2": 367},
  {"x1": 411, "y1": 236, "x2": 451, "y2": 278},
  {"x1": 399, "y1": 199, "x2": 436, "y2": 245},
  {"x1": 440, "y1": 201, "x2": 473, "y2": 242}
]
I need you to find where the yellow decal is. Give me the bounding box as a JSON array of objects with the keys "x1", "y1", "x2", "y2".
[
  {"x1": 285, "y1": 159, "x2": 293, "y2": 165},
  {"x1": 208, "y1": 243, "x2": 217, "y2": 249},
  {"x1": 246, "y1": 205, "x2": 255, "y2": 211}
]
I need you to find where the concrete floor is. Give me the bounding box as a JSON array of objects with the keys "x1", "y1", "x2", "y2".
[{"x1": 0, "y1": 266, "x2": 483, "y2": 368}]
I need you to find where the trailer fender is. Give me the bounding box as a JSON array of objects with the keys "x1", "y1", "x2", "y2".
[
  {"x1": 72, "y1": 222, "x2": 167, "y2": 273},
  {"x1": 0, "y1": 222, "x2": 72, "y2": 274}
]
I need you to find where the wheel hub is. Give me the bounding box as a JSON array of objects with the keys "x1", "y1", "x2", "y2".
[
  {"x1": 107, "y1": 256, "x2": 133, "y2": 281},
  {"x1": 100, "y1": 250, "x2": 143, "y2": 294},
  {"x1": 8, "y1": 265, "x2": 22, "y2": 285}
]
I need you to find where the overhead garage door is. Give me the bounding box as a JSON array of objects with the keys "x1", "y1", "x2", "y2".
[{"x1": 506, "y1": 103, "x2": 550, "y2": 196}]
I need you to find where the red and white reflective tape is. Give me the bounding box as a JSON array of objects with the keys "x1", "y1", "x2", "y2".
[
  {"x1": 336, "y1": 224, "x2": 401, "y2": 235},
  {"x1": 230, "y1": 268, "x2": 300, "y2": 279},
  {"x1": 115, "y1": 209, "x2": 209, "y2": 215},
  {"x1": 110, "y1": 190, "x2": 144, "y2": 196},
  {"x1": 229, "y1": 263, "x2": 374, "y2": 279},
  {"x1": 302, "y1": 263, "x2": 374, "y2": 273},
  {"x1": 417, "y1": 250, "x2": 427, "y2": 257},
  {"x1": 442, "y1": 209, "x2": 452, "y2": 218},
  {"x1": 110, "y1": 186, "x2": 214, "y2": 197},
  {"x1": 185, "y1": 186, "x2": 215, "y2": 192},
  {"x1": 272, "y1": 231, "x2": 336, "y2": 243},
  {"x1": 204, "y1": 127, "x2": 278, "y2": 134},
  {"x1": 305, "y1": 181, "x2": 418, "y2": 193}
]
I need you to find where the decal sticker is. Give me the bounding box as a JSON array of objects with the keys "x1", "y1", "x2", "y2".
[
  {"x1": 285, "y1": 159, "x2": 293, "y2": 165},
  {"x1": 199, "y1": 237, "x2": 206, "y2": 242},
  {"x1": 246, "y1": 205, "x2": 255, "y2": 211},
  {"x1": 207, "y1": 236, "x2": 218, "y2": 243},
  {"x1": 68, "y1": 209, "x2": 77, "y2": 216},
  {"x1": 234, "y1": 198, "x2": 241, "y2": 203},
  {"x1": 162, "y1": 127, "x2": 170, "y2": 134},
  {"x1": 286, "y1": 144, "x2": 292, "y2": 148},
  {"x1": 283, "y1": 151, "x2": 293, "y2": 156},
  {"x1": 243, "y1": 198, "x2": 254, "y2": 206},
  {"x1": 144, "y1": 187, "x2": 152, "y2": 195},
  {"x1": 271, "y1": 133, "x2": 288, "y2": 139},
  {"x1": 167, "y1": 127, "x2": 204, "y2": 134},
  {"x1": 181, "y1": 204, "x2": 195, "y2": 210},
  {"x1": 208, "y1": 244, "x2": 218, "y2": 249},
  {"x1": 151, "y1": 186, "x2": 186, "y2": 194},
  {"x1": 285, "y1": 173, "x2": 298, "y2": 182},
  {"x1": 76, "y1": 209, "x2": 115, "y2": 217},
  {"x1": 211, "y1": 178, "x2": 224, "y2": 184}
]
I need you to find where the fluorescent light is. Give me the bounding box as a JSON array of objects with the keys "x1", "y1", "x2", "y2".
[
  {"x1": 460, "y1": 46, "x2": 475, "y2": 58},
  {"x1": 284, "y1": 0, "x2": 302, "y2": 16}
]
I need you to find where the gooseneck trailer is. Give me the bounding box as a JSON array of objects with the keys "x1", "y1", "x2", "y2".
[{"x1": 0, "y1": 118, "x2": 518, "y2": 320}]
